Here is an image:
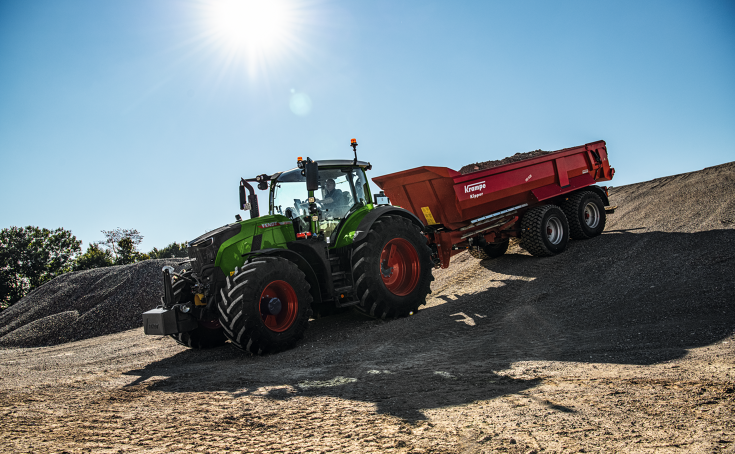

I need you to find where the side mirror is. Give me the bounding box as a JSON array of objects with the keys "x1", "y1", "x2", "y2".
[
  {"x1": 239, "y1": 185, "x2": 251, "y2": 210},
  {"x1": 374, "y1": 191, "x2": 390, "y2": 206},
  {"x1": 305, "y1": 159, "x2": 319, "y2": 192}
]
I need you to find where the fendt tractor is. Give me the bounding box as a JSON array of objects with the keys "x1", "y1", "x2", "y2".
[
  {"x1": 143, "y1": 138, "x2": 616, "y2": 355},
  {"x1": 143, "y1": 139, "x2": 435, "y2": 354}
]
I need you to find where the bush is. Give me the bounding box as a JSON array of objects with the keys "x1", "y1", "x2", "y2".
[{"x1": 0, "y1": 226, "x2": 81, "y2": 310}]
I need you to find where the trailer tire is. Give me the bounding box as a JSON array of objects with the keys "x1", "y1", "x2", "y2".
[
  {"x1": 469, "y1": 240, "x2": 510, "y2": 260},
  {"x1": 218, "y1": 257, "x2": 312, "y2": 355},
  {"x1": 520, "y1": 205, "x2": 569, "y2": 257},
  {"x1": 351, "y1": 215, "x2": 433, "y2": 319},
  {"x1": 168, "y1": 271, "x2": 227, "y2": 349},
  {"x1": 561, "y1": 191, "x2": 606, "y2": 239}
]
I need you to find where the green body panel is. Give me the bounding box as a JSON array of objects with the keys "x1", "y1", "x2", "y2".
[
  {"x1": 330, "y1": 204, "x2": 374, "y2": 249},
  {"x1": 214, "y1": 214, "x2": 296, "y2": 275}
]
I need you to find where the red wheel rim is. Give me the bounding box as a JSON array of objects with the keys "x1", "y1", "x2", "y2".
[
  {"x1": 259, "y1": 280, "x2": 298, "y2": 332},
  {"x1": 379, "y1": 238, "x2": 420, "y2": 296}
]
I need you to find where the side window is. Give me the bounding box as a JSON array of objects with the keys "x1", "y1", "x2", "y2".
[{"x1": 353, "y1": 170, "x2": 366, "y2": 204}]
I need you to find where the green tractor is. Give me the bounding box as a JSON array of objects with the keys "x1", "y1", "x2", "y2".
[{"x1": 143, "y1": 140, "x2": 434, "y2": 354}]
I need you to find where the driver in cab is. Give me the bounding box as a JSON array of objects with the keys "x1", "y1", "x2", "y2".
[{"x1": 321, "y1": 178, "x2": 348, "y2": 214}]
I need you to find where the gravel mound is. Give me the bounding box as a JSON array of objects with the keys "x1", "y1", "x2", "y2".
[
  {"x1": 0, "y1": 259, "x2": 183, "y2": 348},
  {"x1": 460, "y1": 149, "x2": 552, "y2": 174},
  {"x1": 605, "y1": 161, "x2": 735, "y2": 233}
]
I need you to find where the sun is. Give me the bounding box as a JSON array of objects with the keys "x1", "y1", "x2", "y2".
[
  {"x1": 193, "y1": 0, "x2": 310, "y2": 80},
  {"x1": 209, "y1": 0, "x2": 289, "y2": 53},
  {"x1": 202, "y1": 0, "x2": 299, "y2": 63}
]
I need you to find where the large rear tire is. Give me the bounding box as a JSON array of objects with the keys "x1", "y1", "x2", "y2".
[
  {"x1": 561, "y1": 191, "x2": 606, "y2": 240},
  {"x1": 218, "y1": 257, "x2": 312, "y2": 355},
  {"x1": 352, "y1": 215, "x2": 433, "y2": 319},
  {"x1": 520, "y1": 205, "x2": 569, "y2": 257},
  {"x1": 168, "y1": 271, "x2": 227, "y2": 349},
  {"x1": 469, "y1": 239, "x2": 510, "y2": 260}
]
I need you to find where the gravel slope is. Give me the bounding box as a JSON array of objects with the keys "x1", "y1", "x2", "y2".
[
  {"x1": 0, "y1": 259, "x2": 183, "y2": 348},
  {"x1": 1, "y1": 161, "x2": 733, "y2": 453}
]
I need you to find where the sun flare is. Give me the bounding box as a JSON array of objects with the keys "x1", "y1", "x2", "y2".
[{"x1": 210, "y1": 0, "x2": 289, "y2": 53}]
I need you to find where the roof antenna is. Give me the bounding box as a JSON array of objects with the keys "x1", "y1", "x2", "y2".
[{"x1": 351, "y1": 138, "x2": 358, "y2": 165}]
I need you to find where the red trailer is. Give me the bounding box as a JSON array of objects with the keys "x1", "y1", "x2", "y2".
[{"x1": 372, "y1": 140, "x2": 616, "y2": 268}]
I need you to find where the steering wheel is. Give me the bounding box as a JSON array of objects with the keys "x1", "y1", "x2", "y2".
[{"x1": 294, "y1": 199, "x2": 325, "y2": 213}]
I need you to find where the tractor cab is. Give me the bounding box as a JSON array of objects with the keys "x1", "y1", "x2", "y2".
[{"x1": 269, "y1": 160, "x2": 373, "y2": 243}]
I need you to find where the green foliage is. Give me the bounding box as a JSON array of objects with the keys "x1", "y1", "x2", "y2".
[
  {"x1": 73, "y1": 243, "x2": 114, "y2": 271},
  {"x1": 149, "y1": 242, "x2": 188, "y2": 259},
  {"x1": 116, "y1": 237, "x2": 142, "y2": 265},
  {"x1": 96, "y1": 228, "x2": 149, "y2": 265},
  {"x1": 99, "y1": 228, "x2": 143, "y2": 259},
  {"x1": 0, "y1": 226, "x2": 81, "y2": 310}
]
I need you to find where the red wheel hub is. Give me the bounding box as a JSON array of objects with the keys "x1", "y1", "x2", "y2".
[
  {"x1": 259, "y1": 280, "x2": 298, "y2": 332},
  {"x1": 379, "y1": 238, "x2": 420, "y2": 296}
]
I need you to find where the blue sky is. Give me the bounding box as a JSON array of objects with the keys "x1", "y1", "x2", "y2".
[{"x1": 1, "y1": 0, "x2": 733, "y2": 252}]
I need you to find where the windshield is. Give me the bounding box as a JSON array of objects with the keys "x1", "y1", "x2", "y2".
[{"x1": 271, "y1": 166, "x2": 368, "y2": 238}]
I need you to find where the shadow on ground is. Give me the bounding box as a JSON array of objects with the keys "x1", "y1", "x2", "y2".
[{"x1": 123, "y1": 229, "x2": 735, "y2": 421}]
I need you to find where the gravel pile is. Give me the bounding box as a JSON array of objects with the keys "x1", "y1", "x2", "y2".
[
  {"x1": 0, "y1": 259, "x2": 184, "y2": 348},
  {"x1": 459, "y1": 149, "x2": 551, "y2": 174}
]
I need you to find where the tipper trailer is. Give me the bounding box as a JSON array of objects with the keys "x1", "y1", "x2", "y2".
[
  {"x1": 143, "y1": 139, "x2": 615, "y2": 354},
  {"x1": 373, "y1": 140, "x2": 616, "y2": 268}
]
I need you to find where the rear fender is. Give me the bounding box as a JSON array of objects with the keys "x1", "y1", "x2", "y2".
[{"x1": 352, "y1": 206, "x2": 425, "y2": 243}]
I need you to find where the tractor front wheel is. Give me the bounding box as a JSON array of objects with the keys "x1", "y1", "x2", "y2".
[
  {"x1": 352, "y1": 215, "x2": 434, "y2": 319},
  {"x1": 218, "y1": 257, "x2": 312, "y2": 355}
]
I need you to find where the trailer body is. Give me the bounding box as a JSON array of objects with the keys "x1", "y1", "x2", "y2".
[{"x1": 372, "y1": 140, "x2": 615, "y2": 268}]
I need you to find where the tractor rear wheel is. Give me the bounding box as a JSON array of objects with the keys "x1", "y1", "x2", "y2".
[
  {"x1": 218, "y1": 257, "x2": 312, "y2": 355},
  {"x1": 469, "y1": 239, "x2": 510, "y2": 260},
  {"x1": 168, "y1": 271, "x2": 227, "y2": 349},
  {"x1": 519, "y1": 205, "x2": 569, "y2": 257},
  {"x1": 561, "y1": 191, "x2": 606, "y2": 239},
  {"x1": 351, "y1": 215, "x2": 433, "y2": 319}
]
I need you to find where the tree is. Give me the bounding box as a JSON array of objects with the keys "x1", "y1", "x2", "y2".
[
  {"x1": 73, "y1": 243, "x2": 114, "y2": 271},
  {"x1": 149, "y1": 241, "x2": 188, "y2": 259},
  {"x1": 99, "y1": 228, "x2": 143, "y2": 260},
  {"x1": 0, "y1": 226, "x2": 81, "y2": 310},
  {"x1": 116, "y1": 237, "x2": 149, "y2": 265}
]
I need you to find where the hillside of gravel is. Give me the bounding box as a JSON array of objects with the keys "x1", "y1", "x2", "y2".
[
  {"x1": 1, "y1": 161, "x2": 733, "y2": 453},
  {"x1": 0, "y1": 259, "x2": 183, "y2": 348}
]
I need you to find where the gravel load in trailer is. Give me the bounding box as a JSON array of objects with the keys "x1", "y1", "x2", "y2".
[{"x1": 373, "y1": 140, "x2": 616, "y2": 267}]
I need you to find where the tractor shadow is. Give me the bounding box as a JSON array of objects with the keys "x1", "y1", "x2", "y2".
[{"x1": 123, "y1": 228, "x2": 735, "y2": 422}]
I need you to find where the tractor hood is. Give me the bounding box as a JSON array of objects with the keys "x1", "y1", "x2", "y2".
[{"x1": 187, "y1": 223, "x2": 242, "y2": 275}]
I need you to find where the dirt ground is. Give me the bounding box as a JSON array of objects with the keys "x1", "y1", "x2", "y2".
[{"x1": 1, "y1": 162, "x2": 734, "y2": 453}]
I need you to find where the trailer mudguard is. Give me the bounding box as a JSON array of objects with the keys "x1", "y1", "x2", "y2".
[
  {"x1": 585, "y1": 185, "x2": 611, "y2": 207},
  {"x1": 352, "y1": 206, "x2": 425, "y2": 243}
]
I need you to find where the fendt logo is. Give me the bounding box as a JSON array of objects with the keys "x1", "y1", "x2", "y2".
[
  {"x1": 464, "y1": 181, "x2": 486, "y2": 194},
  {"x1": 258, "y1": 221, "x2": 293, "y2": 229}
]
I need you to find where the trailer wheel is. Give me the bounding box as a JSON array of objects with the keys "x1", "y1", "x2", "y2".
[
  {"x1": 351, "y1": 215, "x2": 433, "y2": 319},
  {"x1": 218, "y1": 257, "x2": 312, "y2": 355},
  {"x1": 520, "y1": 205, "x2": 569, "y2": 257},
  {"x1": 168, "y1": 271, "x2": 227, "y2": 349},
  {"x1": 469, "y1": 240, "x2": 510, "y2": 260},
  {"x1": 561, "y1": 191, "x2": 606, "y2": 239}
]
